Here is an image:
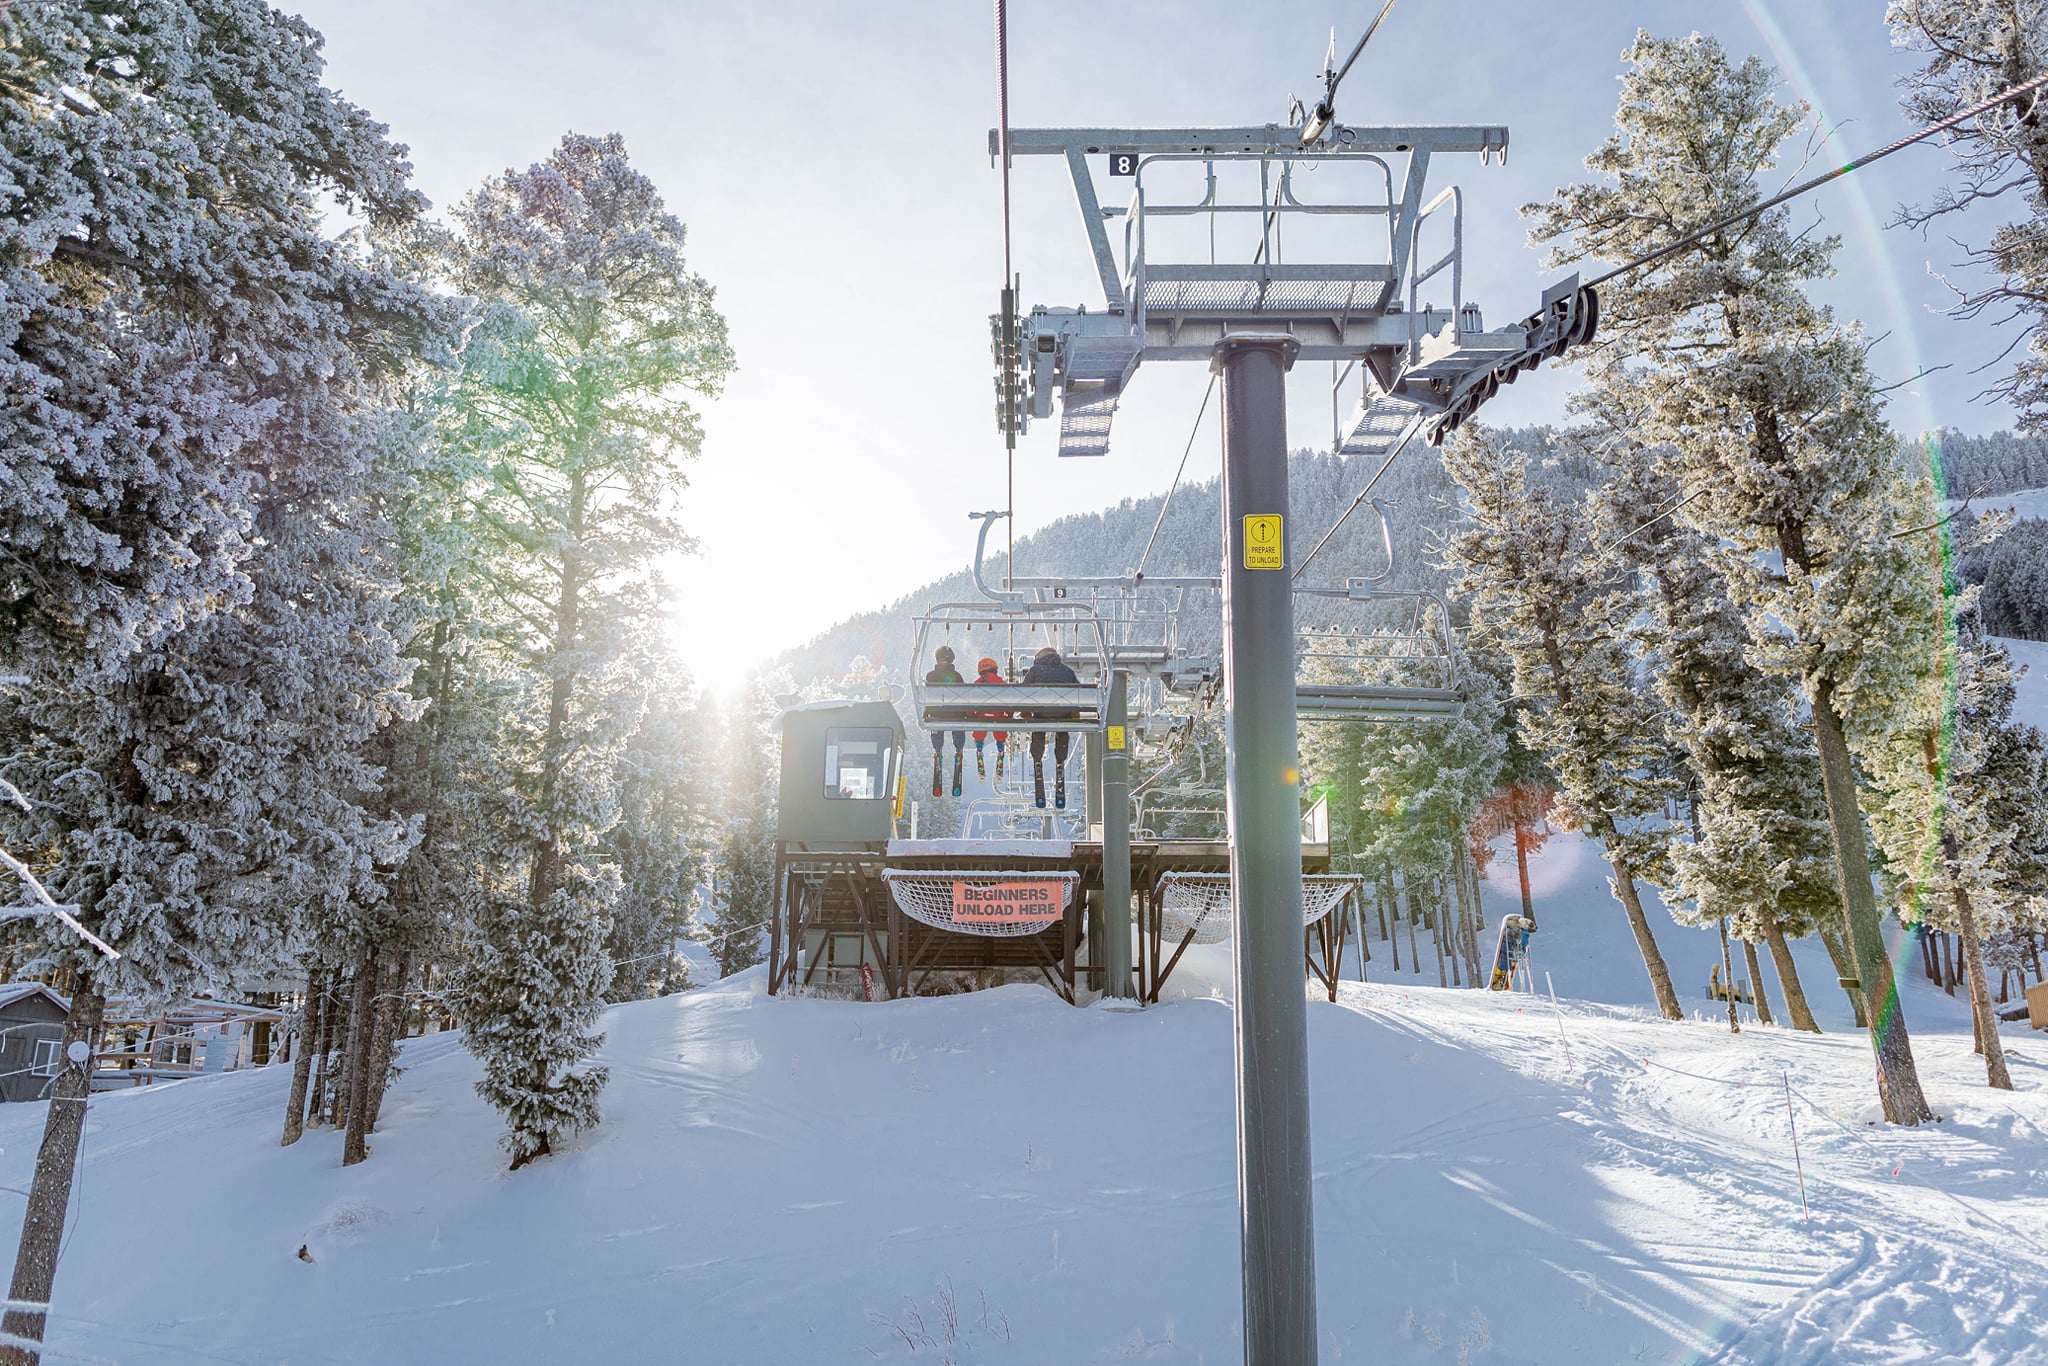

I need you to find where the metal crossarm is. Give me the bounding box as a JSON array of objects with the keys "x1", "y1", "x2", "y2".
[{"x1": 990, "y1": 118, "x2": 1594, "y2": 463}]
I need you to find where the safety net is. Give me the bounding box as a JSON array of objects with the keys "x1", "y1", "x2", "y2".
[{"x1": 880, "y1": 869, "x2": 1079, "y2": 938}]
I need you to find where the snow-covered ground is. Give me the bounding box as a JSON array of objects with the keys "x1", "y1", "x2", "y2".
[
  {"x1": 1964, "y1": 487, "x2": 2048, "y2": 525},
  {"x1": 2002, "y1": 635, "x2": 2048, "y2": 730},
  {"x1": 6, "y1": 831, "x2": 2043, "y2": 1365}
]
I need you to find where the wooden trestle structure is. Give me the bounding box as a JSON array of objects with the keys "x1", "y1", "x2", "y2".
[{"x1": 768, "y1": 838, "x2": 1358, "y2": 1004}]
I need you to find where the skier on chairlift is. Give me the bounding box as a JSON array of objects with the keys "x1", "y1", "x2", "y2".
[
  {"x1": 970, "y1": 656, "x2": 1011, "y2": 783},
  {"x1": 926, "y1": 645, "x2": 967, "y2": 797},
  {"x1": 1022, "y1": 645, "x2": 1079, "y2": 809}
]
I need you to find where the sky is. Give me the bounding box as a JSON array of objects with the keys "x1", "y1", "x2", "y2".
[{"x1": 286, "y1": 0, "x2": 2022, "y2": 695}]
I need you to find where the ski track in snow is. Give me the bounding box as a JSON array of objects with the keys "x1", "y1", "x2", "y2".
[{"x1": 2, "y1": 843, "x2": 2045, "y2": 1364}]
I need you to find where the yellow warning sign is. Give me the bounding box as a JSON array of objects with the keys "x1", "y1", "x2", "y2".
[
  {"x1": 1243, "y1": 514, "x2": 1284, "y2": 570},
  {"x1": 1106, "y1": 725, "x2": 1126, "y2": 751}
]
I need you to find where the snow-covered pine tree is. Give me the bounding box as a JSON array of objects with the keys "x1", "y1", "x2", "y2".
[
  {"x1": 439, "y1": 132, "x2": 733, "y2": 1168},
  {"x1": 1980, "y1": 518, "x2": 2048, "y2": 640},
  {"x1": 1866, "y1": 467, "x2": 2048, "y2": 1087},
  {"x1": 706, "y1": 675, "x2": 781, "y2": 980},
  {"x1": 1529, "y1": 31, "x2": 1935, "y2": 1121},
  {"x1": 0, "y1": 0, "x2": 452, "y2": 1347},
  {"x1": 1585, "y1": 420, "x2": 1830, "y2": 1031},
  {"x1": 606, "y1": 654, "x2": 714, "y2": 998},
  {"x1": 1889, "y1": 1, "x2": 2048, "y2": 424},
  {"x1": 1442, "y1": 426, "x2": 1685, "y2": 1019}
]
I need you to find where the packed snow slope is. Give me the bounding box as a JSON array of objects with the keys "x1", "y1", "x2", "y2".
[{"x1": 7, "y1": 820, "x2": 2047, "y2": 1366}]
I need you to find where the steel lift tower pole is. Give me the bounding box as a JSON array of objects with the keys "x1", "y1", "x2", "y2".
[
  {"x1": 1215, "y1": 335, "x2": 1315, "y2": 1361},
  {"x1": 992, "y1": 111, "x2": 1595, "y2": 1366},
  {"x1": 1101, "y1": 670, "x2": 1135, "y2": 998}
]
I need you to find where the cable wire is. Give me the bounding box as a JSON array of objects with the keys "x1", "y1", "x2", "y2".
[
  {"x1": 1292, "y1": 414, "x2": 1425, "y2": 583},
  {"x1": 995, "y1": 0, "x2": 1016, "y2": 587},
  {"x1": 1581, "y1": 67, "x2": 2048, "y2": 292},
  {"x1": 1136, "y1": 375, "x2": 1216, "y2": 578}
]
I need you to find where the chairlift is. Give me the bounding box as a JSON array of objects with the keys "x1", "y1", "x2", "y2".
[
  {"x1": 1293, "y1": 497, "x2": 1464, "y2": 720},
  {"x1": 909, "y1": 601, "x2": 1111, "y2": 733}
]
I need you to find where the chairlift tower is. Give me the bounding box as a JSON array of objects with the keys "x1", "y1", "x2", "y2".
[{"x1": 993, "y1": 116, "x2": 1594, "y2": 1366}]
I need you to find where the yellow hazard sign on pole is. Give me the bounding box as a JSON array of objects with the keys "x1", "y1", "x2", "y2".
[
  {"x1": 1106, "y1": 724, "x2": 1126, "y2": 751},
  {"x1": 1243, "y1": 514, "x2": 1284, "y2": 570}
]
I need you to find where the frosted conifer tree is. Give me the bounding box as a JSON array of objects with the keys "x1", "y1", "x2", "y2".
[
  {"x1": 706, "y1": 675, "x2": 782, "y2": 980},
  {"x1": 1889, "y1": 2, "x2": 2048, "y2": 424},
  {"x1": 439, "y1": 133, "x2": 733, "y2": 1167},
  {"x1": 1586, "y1": 422, "x2": 1831, "y2": 1031},
  {"x1": 1867, "y1": 472, "x2": 2048, "y2": 1087},
  {"x1": 1442, "y1": 427, "x2": 1685, "y2": 1019},
  {"x1": 0, "y1": 0, "x2": 451, "y2": 1347},
  {"x1": 606, "y1": 655, "x2": 714, "y2": 998},
  {"x1": 1530, "y1": 32, "x2": 1935, "y2": 1121}
]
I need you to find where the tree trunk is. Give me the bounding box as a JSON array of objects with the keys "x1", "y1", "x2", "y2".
[
  {"x1": 1945, "y1": 835, "x2": 2013, "y2": 1090},
  {"x1": 1513, "y1": 822, "x2": 1538, "y2": 930},
  {"x1": 364, "y1": 951, "x2": 411, "y2": 1131},
  {"x1": 1809, "y1": 684, "x2": 1932, "y2": 1124},
  {"x1": 1387, "y1": 882, "x2": 1401, "y2": 973},
  {"x1": 1601, "y1": 838, "x2": 1682, "y2": 1020},
  {"x1": 1741, "y1": 937, "x2": 1776, "y2": 1027},
  {"x1": 1762, "y1": 915, "x2": 1819, "y2": 1029},
  {"x1": 305, "y1": 983, "x2": 333, "y2": 1128},
  {"x1": 342, "y1": 944, "x2": 380, "y2": 1166},
  {"x1": 281, "y1": 972, "x2": 323, "y2": 1146},
  {"x1": 1405, "y1": 884, "x2": 1421, "y2": 975},
  {"x1": 1449, "y1": 861, "x2": 1475, "y2": 987},
  {"x1": 1816, "y1": 923, "x2": 1869, "y2": 1028},
  {"x1": 1432, "y1": 882, "x2": 1450, "y2": 989},
  {"x1": 1718, "y1": 918, "x2": 1741, "y2": 1033},
  {"x1": 0, "y1": 986, "x2": 105, "y2": 1363}
]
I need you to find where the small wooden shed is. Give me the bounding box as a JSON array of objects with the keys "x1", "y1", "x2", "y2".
[{"x1": 0, "y1": 984, "x2": 70, "y2": 1102}]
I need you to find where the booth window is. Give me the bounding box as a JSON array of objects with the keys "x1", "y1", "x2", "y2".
[{"x1": 824, "y1": 727, "x2": 896, "y2": 800}]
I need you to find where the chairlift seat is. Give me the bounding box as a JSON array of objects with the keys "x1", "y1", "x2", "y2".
[
  {"x1": 919, "y1": 682, "x2": 1105, "y2": 732},
  {"x1": 1294, "y1": 684, "x2": 1465, "y2": 721}
]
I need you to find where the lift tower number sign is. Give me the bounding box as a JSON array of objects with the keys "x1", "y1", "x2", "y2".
[{"x1": 1243, "y1": 514, "x2": 1285, "y2": 570}]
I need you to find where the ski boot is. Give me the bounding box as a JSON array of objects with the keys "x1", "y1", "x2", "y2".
[
  {"x1": 994, "y1": 742, "x2": 1006, "y2": 783},
  {"x1": 931, "y1": 751, "x2": 943, "y2": 798},
  {"x1": 952, "y1": 750, "x2": 964, "y2": 798}
]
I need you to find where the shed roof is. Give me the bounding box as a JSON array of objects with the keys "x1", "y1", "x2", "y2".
[{"x1": 0, "y1": 983, "x2": 69, "y2": 1013}]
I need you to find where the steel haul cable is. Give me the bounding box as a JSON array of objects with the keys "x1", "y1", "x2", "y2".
[
  {"x1": 994, "y1": 0, "x2": 1015, "y2": 590},
  {"x1": 1581, "y1": 67, "x2": 2048, "y2": 291}
]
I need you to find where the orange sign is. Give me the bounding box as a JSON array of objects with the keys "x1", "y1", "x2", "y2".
[{"x1": 952, "y1": 880, "x2": 1064, "y2": 923}]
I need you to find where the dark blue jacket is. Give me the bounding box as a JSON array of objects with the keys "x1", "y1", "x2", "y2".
[{"x1": 1022, "y1": 651, "x2": 1080, "y2": 720}]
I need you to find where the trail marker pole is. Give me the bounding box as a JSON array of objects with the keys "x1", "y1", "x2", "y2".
[
  {"x1": 1215, "y1": 334, "x2": 1318, "y2": 1364},
  {"x1": 1784, "y1": 1070, "x2": 1809, "y2": 1220}
]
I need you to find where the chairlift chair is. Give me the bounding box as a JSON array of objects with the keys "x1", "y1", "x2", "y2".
[
  {"x1": 910, "y1": 601, "x2": 1113, "y2": 732},
  {"x1": 1292, "y1": 495, "x2": 1465, "y2": 721}
]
